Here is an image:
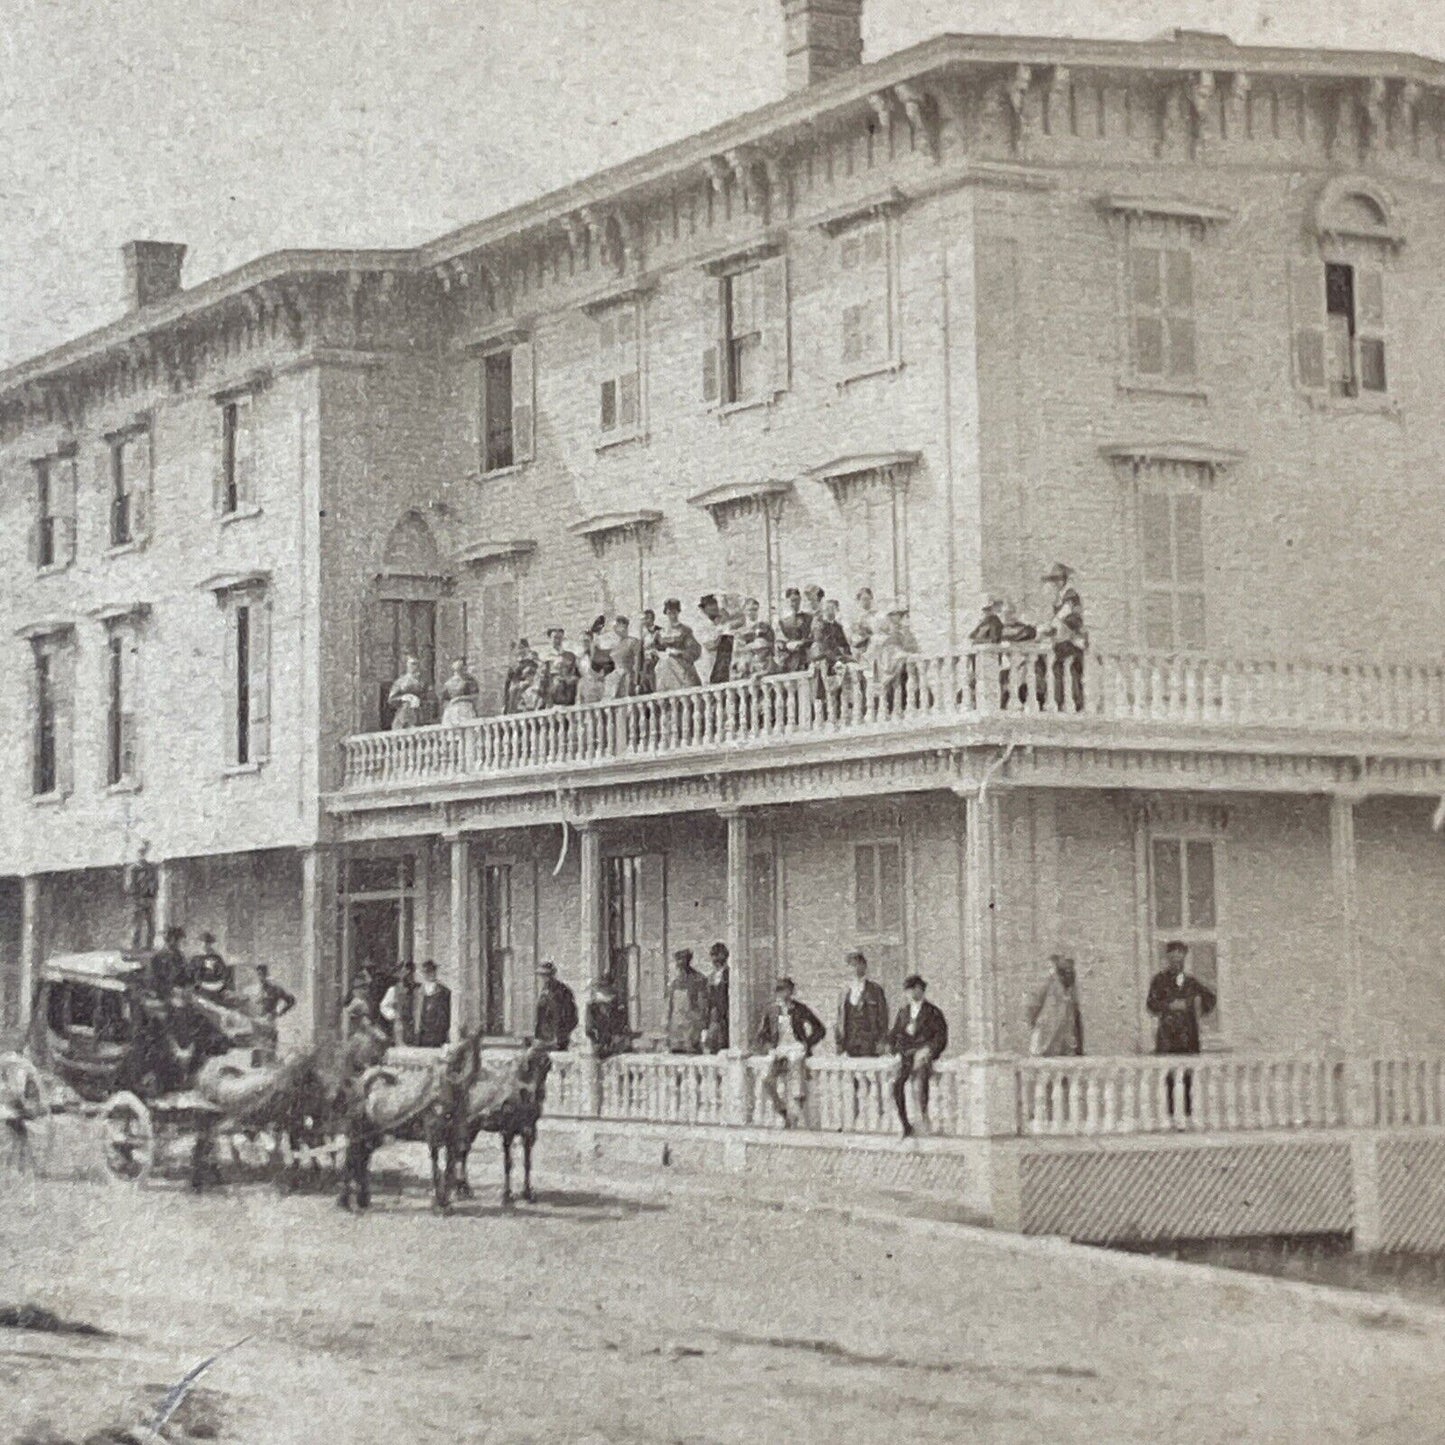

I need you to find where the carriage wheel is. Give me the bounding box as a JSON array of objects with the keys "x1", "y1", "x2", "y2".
[
  {"x1": 227, "y1": 1126, "x2": 282, "y2": 1173},
  {"x1": 0, "y1": 1053, "x2": 53, "y2": 1175},
  {"x1": 98, "y1": 1092, "x2": 154, "y2": 1185}
]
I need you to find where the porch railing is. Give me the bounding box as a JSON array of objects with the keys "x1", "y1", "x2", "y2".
[
  {"x1": 1371, "y1": 1056, "x2": 1445, "y2": 1127},
  {"x1": 1015, "y1": 1054, "x2": 1349, "y2": 1137},
  {"x1": 340, "y1": 645, "x2": 1445, "y2": 791}
]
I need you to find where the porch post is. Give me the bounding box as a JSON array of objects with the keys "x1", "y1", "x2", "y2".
[
  {"x1": 18, "y1": 874, "x2": 42, "y2": 1035},
  {"x1": 959, "y1": 785, "x2": 1018, "y2": 1140},
  {"x1": 721, "y1": 807, "x2": 752, "y2": 1125},
  {"x1": 155, "y1": 857, "x2": 175, "y2": 939},
  {"x1": 574, "y1": 821, "x2": 603, "y2": 1116},
  {"x1": 448, "y1": 833, "x2": 474, "y2": 1038},
  {"x1": 1330, "y1": 792, "x2": 1371, "y2": 1123},
  {"x1": 301, "y1": 844, "x2": 340, "y2": 1044}
]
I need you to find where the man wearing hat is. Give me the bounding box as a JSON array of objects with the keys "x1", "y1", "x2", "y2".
[
  {"x1": 665, "y1": 948, "x2": 708, "y2": 1053},
  {"x1": 540, "y1": 627, "x2": 579, "y2": 708},
  {"x1": 754, "y1": 977, "x2": 826, "y2": 1126},
  {"x1": 414, "y1": 960, "x2": 452, "y2": 1048},
  {"x1": 969, "y1": 597, "x2": 1005, "y2": 646},
  {"x1": 887, "y1": 975, "x2": 949, "y2": 1137},
  {"x1": 534, "y1": 960, "x2": 579, "y2": 1051},
  {"x1": 192, "y1": 932, "x2": 234, "y2": 1004},
  {"x1": 835, "y1": 950, "x2": 889, "y2": 1058},
  {"x1": 149, "y1": 924, "x2": 192, "y2": 1001},
  {"x1": 1147, "y1": 940, "x2": 1217, "y2": 1119},
  {"x1": 1040, "y1": 562, "x2": 1086, "y2": 712},
  {"x1": 585, "y1": 974, "x2": 633, "y2": 1059}
]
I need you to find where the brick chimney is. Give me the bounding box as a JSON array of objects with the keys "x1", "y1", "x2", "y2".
[
  {"x1": 121, "y1": 240, "x2": 187, "y2": 311},
  {"x1": 781, "y1": 0, "x2": 863, "y2": 90}
]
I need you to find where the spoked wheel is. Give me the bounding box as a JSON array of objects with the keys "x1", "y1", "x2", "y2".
[
  {"x1": 0, "y1": 1053, "x2": 54, "y2": 1175},
  {"x1": 98, "y1": 1092, "x2": 155, "y2": 1185}
]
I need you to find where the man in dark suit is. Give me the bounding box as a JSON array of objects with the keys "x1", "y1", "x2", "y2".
[
  {"x1": 1147, "y1": 940, "x2": 1217, "y2": 1119},
  {"x1": 755, "y1": 976, "x2": 826, "y2": 1127},
  {"x1": 835, "y1": 950, "x2": 889, "y2": 1057},
  {"x1": 585, "y1": 976, "x2": 632, "y2": 1060},
  {"x1": 888, "y1": 974, "x2": 949, "y2": 1138},
  {"x1": 534, "y1": 960, "x2": 579, "y2": 1051},
  {"x1": 702, "y1": 942, "x2": 730, "y2": 1053},
  {"x1": 414, "y1": 960, "x2": 452, "y2": 1048},
  {"x1": 149, "y1": 925, "x2": 191, "y2": 1002}
]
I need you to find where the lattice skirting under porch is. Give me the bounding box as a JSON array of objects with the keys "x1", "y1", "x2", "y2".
[
  {"x1": 1018, "y1": 1140, "x2": 1354, "y2": 1242},
  {"x1": 1374, "y1": 1138, "x2": 1445, "y2": 1252}
]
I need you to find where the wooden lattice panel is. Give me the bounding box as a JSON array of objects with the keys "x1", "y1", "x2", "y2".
[
  {"x1": 1375, "y1": 1139, "x2": 1445, "y2": 1252},
  {"x1": 1020, "y1": 1141, "x2": 1353, "y2": 1242}
]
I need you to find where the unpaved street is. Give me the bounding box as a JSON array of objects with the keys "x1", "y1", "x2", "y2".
[{"x1": 3, "y1": 1150, "x2": 1443, "y2": 1444}]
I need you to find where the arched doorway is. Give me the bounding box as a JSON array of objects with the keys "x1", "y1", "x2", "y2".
[{"x1": 359, "y1": 512, "x2": 461, "y2": 731}]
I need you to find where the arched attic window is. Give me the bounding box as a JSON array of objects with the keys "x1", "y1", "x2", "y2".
[
  {"x1": 357, "y1": 510, "x2": 464, "y2": 730},
  {"x1": 1291, "y1": 176, "x2": 1404, "y2": 402}
]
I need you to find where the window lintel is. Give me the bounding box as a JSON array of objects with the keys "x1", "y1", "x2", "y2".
[
  {"x1": 698, "y1": 234, "x2": 785, "y2": 277},
  {"x1": 456, "y1": 538, "x2": 537, "y2": 567},
  {"x1": 810, "y1": 188, "x2": 908, "y2": 237},
  {"x1": 578, "y1": 276, "x2": 657, "y2": 317},
  {"x1": 15, "y1": 618, "x2": 74, "y2": 641},
  {"x1": 687, "y1": 477, "x2": 792, "y2": 521},
  {"x1": 568, "y1": 509, "x2": 663, "y2": 545},
  {"x1": 806, "y1": 449, "x2": 920, "y2": 501},
  {"x1": 102, "y1": 414, "x2": 152, "y2": 444},
  {"x1": 89, "y1": 601, "x2": 152, "y2": 626},
  {"x1": 199, "y1": 569, "x2": 271, "y2": 601},
  {"x1": 1102, "y1": 440, "x2": 1243, "y2": 483},
  {"x1": 455, "y1": 324, "x2": 531, "y2": 356},
  {"x1": 1099, "y1": 194, "x2": 1234, "y2": 229},
  {"x1": 1311, "y1": 175, "x2": 1404, "y2": 251}
]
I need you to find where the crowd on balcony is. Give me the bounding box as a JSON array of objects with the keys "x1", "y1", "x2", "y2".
[{"x1": 382, "y1": 563, "x2": 1087, "y2": 731}]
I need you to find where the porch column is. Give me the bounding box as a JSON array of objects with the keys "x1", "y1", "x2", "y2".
[
  {"x1": 18, "y1": 875, "x2": 42, "y2": 1035},
  {"x1": 721, "y1": 809, "x2": 751, "y2": 1047},
  {"x1": 155, "y1": 857, "x2": 175, "y2": 939},
  {"x1": 574, "y1": 821, "x2": 603, "y2": 1115},
  {"x1": 721, "y1": 808, "x2": 752, "y2": 1125},
  {"x1": 448, "y1": 833, "x2": 475, "y2": 1037},
  {"x1": 959, "y1": 785, "x2": 1017, "y2": 1140},
  {"x1": 1330, "y1": 792, "x2": 1373, "y2": 1130},
  {"x1": 961, "y1": 787, "x2": 1000, "y2": 1053},
  {"x1": 301, "y1": 844, "x2": 340, "y2": 1044}
]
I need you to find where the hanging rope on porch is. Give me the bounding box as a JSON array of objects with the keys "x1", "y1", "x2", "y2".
[{"x1": 553, "y1": 816, "x2": 571, "y2": 878}]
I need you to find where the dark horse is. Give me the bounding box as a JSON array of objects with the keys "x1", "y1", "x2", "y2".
[{"x1": 428, "y1": 1040, "x2": 552, "y2": 1212}]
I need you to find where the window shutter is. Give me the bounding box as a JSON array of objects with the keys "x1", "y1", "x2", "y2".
[
  {"x1": 509, "y1": 342, "x2": 534, "y2": 463},
  {"x1": 58, "y1": 459, "x2": 77, "y2": 563},
  {"x1": 224, "y1": 605, "x2": 241, "y2": 767},
  {"x1": 701, "y1": 342, "x2": 720, "y2": 403},
  {"x1": 435, "y1": 596, "x2": 467, "y2": 688},
  {"x1": 235, "y1": 398, "x2": 257, "y2": 506},
  {"x1": 26, "y1": 518, "x2": 39, "y2": 567},
  {"x1": 214, "y1": 409, "x2": 230, "y2": 516},
  {"x1": 701, "y1": 280, "x2": 723, "y2": 404},
  {"x1": 1139, "y1": 492, "x2": 1173, "y2": 584},
  {"x1": 248, "y1": 599, "x2": 271, "y2": 762},
  {"x1": 54, "y1": 644, "x2": 74, "y2": 796},
  {"x1": 1356, "y1": 264, "x2": 1387, "y2": 393},
  {"x1": 759, "y1": 254, "x2": 790, "y2": 396},
  {"x1": 129, "y1": 431, "x2": 153, "y2": 541},
  {"x1": 1289, "y1": 261, "x2": 1326, "y2": 390},
  {"x1": 618, "y1": 371, "x2": 639, "y2": 430},
  {"x1": 854, "y1": 844, "x2": 877, "y2": 934}
]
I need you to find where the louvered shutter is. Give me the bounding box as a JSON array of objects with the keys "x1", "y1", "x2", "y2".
[
  {"x1": 1289, "y1": 261, "x2": 1326, "y2": 391},
  {"x1": 224, "y1": 604, "x2": 241, "y2": 766},
  {"x1": 234, "y1": 397, "x2": 257, "y2": 505},
  {"x1": 510, "y1": 342, "x2": 535, "y2": 463},
  {"x1": 701, "y1": 280, "x2": 722, "y2": 403},
  {"x1": 128, "y1": 431, "x2": 152, "y2": 542},
  {"x1": 57, "y1": 457, "x2": 77, "y2": 564},
  {"x1": 759, "y1": 254, "x2": 790, "y2": 396},
  {"x1": 1355, "y1": 263, "x2": 1387, "y2": 393},
  {"x1": 54, "y1": 641, "x2": 74, "y2": 796},
  {"x1": 248, "y1": 598, "x2": 271, "y2": 762}
]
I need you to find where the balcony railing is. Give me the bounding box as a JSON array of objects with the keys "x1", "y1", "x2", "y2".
[{"x1": 339, "y1": 644, "x2": 1445, "y2": 793}]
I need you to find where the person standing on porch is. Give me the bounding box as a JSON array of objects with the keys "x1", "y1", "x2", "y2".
[
  {"x1": 665, "y1": 949, "x2": 708, "y2": 1054},
  {"x1": 1039, "y1": 563, "x2": 1086, "y2": 712},
  {"x1": 775, "y1": 588, "x2": 812, "y2": 674},
  {"x1": 1147, "y1": 940, "x2": 1216, "y2": 1120},
  {"x1": 379, "y1": 959, "x2": 419, "y2": 1045},
  {"x1": 586, "y1": 976, "x2": 633, "y2": 1059},
  {"x1": 607, "y1": 616, "x2": 641, "y2": 699},
  {"x1": 540, "y1": 627, "x2": 580, "y2": 708},
  {"x1": 414, "y1": 960, "x2": 452, "y2": 1047},
  {"x1": 149, "y1": 925, "x2": 191, "y2": 1001},
  {"x1": 653, "y1": 600, "x2": 703, "y2": 692},
  {"x1": 888, "y1": 975, "x2": 948, "y2": 1138},
  {"x1": 534, "y1": 961, "x2": 579, "y2": 1051},
  {"x1": 1027, "y1": 954, "x2": 1084, "y2": 1057},
  {"x1": 849, "y1": 587, "x2": 879, "y2": 660},
  {"x1": 124, "y1": 839, "x2": 159, "y2": 955},
  {"x1": 439, "y1": 659, "x2": 481, "y2": 724},
  {"x1": 192, "y1": 932, "x2": 234, "y2": 1005},
  {"x1": 702, "y1": 942, "x2": 730, "y2": 1053},
  {"x1": 388, "y1": 654, "x2": 430, "y2": 729},
  {"x1": 755, "y1": 977, "x2": 826, "y2": 1128},
  {"x1": 835, "y1": 950, "x2": 889, "y2": 1057}
]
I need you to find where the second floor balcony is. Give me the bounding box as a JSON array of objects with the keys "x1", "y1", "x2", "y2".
[{"x1": 335, "y1": 643, "x2": 1445, "y2": 802}]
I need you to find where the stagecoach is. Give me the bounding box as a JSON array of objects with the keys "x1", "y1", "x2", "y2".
[{"x1": 0, "y1": 950, "x2": 279, "y2": 1184}]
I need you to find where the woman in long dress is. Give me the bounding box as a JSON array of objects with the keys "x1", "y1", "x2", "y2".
[
  {"x1": 577, "y1": 615, "x2": 614, "y2": 706},
  {"x1": 652, "y1": 598, "x2": 702, "y2": 691},
  {"x1": 439, "y1": 658, "x2": 480, "y2": 724}
]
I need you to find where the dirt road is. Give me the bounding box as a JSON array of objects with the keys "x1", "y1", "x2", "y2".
[{"x1": 3, "y1": 1153, "x2": 1442, "y2": 1443}]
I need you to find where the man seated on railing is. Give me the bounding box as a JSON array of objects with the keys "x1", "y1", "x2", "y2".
[
  {"x1": 887, "y1": 976, "x2": 949, "y2": 1139},
  {"x1": 870, "y1": 602, "x2": 920, "y2": 715},
  {"x1": 755, "y1": 977, "x2": 826, "y2": 1129},
  {"x1": 534, "y1": 961, "x2": 579, "y2": 1051}
]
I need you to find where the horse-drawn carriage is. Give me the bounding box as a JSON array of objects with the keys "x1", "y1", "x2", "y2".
[
  {"x1": 0, "y1": 950, "x2": 277, "y2": 1184},
  {"x1": 2, "y1": 950, "x2": 553, "y2": 1207}
]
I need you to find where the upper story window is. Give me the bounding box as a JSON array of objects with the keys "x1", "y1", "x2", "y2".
[
  {"x1": 102, "y1": 616, "x2": 143, "y2": 788},
  {"x1": 702, "y1": 254, "x2": 789, "y2": 409},
  {"x1": 27, "y1": 628, "x2": 74, "y2": 799},
  {"x1": 837, "y1": 218, "x2": 898, "y2": 376},
  {"x1": 216, "y1": 393, "x2": 257, "y2": 516},
  {"x1": 479, "y1": 341, "x2": 535, "y2": 474},
  {"x1": 227, "y1": 590, "x2": 271, "y2": 768},
  {"x1": 106, "y1": 423, "x2": 152, "y2": 550},
  {"x1": 1292, "y1": 176, "x2": 1402, "y2": 403},
  {"x1": 597, "y1": 302, "x2": 643, "y2": 442},
  {"x1": 30, "y1": 449, "x2": 77, "y2": 572},
  {"x1": 1149, "y1": 834, "x2": 1222, "y2": 1039},
  {"x1": 1139, "y1": 489, "x2": 1206, "y2": 652},
  {"x1": 853, "y1": 840, "x2": 904, "y2": 944},
  {"x1": 1129, "y1": 240, "x2": 1196, "y2": 382}
]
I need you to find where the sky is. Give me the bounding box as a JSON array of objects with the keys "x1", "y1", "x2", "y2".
[{"x1": 1, "y1": 0, "x2": 1441, "y2": 368}]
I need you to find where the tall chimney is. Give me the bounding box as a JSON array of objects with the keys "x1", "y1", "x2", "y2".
[
  {"x1": 781, "y1": 0, "x2": 863, "y2": 90},
  {"x1": 121, "y1": 240, "x2": 187, "y2": 311}
]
